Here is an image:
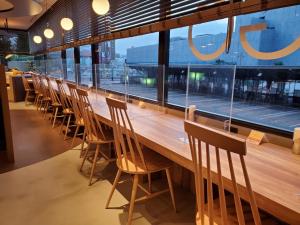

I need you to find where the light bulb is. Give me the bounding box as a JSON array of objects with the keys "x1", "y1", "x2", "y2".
[
  {"x1": 92, "y1": 0, "x2": 110, "y2": 15},
  {"x1": 33, "y1": 35, "x2": 42, "y2": 44},
  {"x1": 60, "y1": 17, "x2": 73, "y2": 31},
  {"x1": 44, "y1": 28, "x2": 54, "y2": 39}
]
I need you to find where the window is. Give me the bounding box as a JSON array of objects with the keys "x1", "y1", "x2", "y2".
[
  {"x1": 46, "y1": 51, "x2": 62, "y2": 78},
  {"x1": 79, "y1": 45, "x2": 92, "y2": 86},
  {"x1": 66, "y1": 48, "x2": 75, "y2": 82},
  {"x1": 97, "y1": 33, "x2": 159, "y2": 101},
  {"x1": 165, "y1": 5, "x2": 300, "y2": 133}
]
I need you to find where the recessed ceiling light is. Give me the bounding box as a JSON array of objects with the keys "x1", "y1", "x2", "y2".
[{"x1": 0, "y1": 0, "x2": 14, "y2": 13}]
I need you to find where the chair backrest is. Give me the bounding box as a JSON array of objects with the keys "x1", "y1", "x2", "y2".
[
  {"x1": 76, "y1": 88, "x2": 107, "y2": 140},
  {"x1": 39, "y1": 75, "x2": 51, "y2": 99},
  {"x1": 66, "y1": 82, "x2": 82, "y2": 122},
  {"x1": 184, "y1": 120, "x2": 261, "y2": 225},
  {"x1": 31, "y1": 73, "x2": 40, "y2": 93},
  {"x1": 106, "y1": 97, "x2": 146, "y2": 171},
  {"x1": 21, "y1": 74, "x2": 31, "y2": 91},
  {"x1": 56, "y1": 79, "x2": 72, "y2": 110},
  {"x1": 46, "y1": 76, "x2": 60, "y2": 104}
]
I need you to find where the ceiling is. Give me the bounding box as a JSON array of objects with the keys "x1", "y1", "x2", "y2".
[{"x1": 0, "y1": 0, "x2": 58, "y2": 30}]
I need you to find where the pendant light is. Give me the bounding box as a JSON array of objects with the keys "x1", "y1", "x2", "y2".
[
  {"x1": 33, "y1": 35, "x2": 42, "y2": 44},
  {"x1": 44, "y1": 27, "x2": 54, "y2": 39},
  {"x1": 43, "y1": 0, "x2": 54, "y2": 39},
  {"x1": 60, "y1": 17, "x2": 73, "y2": 31},
  {"x1": 60, "y1": 0, "x2": 73, "y2": 31},
  {"x1": 92, "y1": 0, "x2": 110, "y2": 15}
]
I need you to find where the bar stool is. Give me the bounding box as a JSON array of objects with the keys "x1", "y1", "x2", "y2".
[
  {"x1": 76, "y1": 88, "x2": 115, "y2": 185},
  {"x1": 55, "y1": 79, "x2": 75, "y2": 139},
  {"x1": 46, "y1": 77, "x2": 63, "y2": 128},
  {"x1": 21, "y1": 74, "x2": 35, "y2": 105},
  {"x1": 184, "y1": 121, "x2": 277, "y2": 225},
  {"x1": 66, "y1": 82, "x2": 85, "y2": 147},
  {"x1": 105, "y1": 97, "x2": 176, "y2": 225}
]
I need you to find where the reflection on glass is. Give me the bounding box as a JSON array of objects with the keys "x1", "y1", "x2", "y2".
[
  {"x1": 46, "y1": 51, "x2": 63, "y2": 78},
  {"x1": 165, "y1": 5, "x2": 300, "y2": 132},
  {"x1": 66, "y1": 48, "x2": 75, "y2": 81},
  {"x1": 79, "y1": 45, "x2": 92, "y2": 86}
]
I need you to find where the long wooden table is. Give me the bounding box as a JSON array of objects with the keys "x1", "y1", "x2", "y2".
[{"x1": 50, "y1": 82, "x2": 300, "y2": 224}]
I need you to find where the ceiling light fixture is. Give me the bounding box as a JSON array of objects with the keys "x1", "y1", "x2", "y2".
[
  {"x1": 5, "y1": 54, "x2": 13, "y2": 60},
  {"x1": 60, "y1": 17, "x2": 73, "y2": 31},
  {"x1": 43, "y1": 0, "x2": 54, "y2": 39},
  {"x1": 44, "y1": 27, "x2": 54, "y2": 39},
  {"x1": 92, "y1": 0, "x2": 110, "y2": 15},
  {"x1": 33, "y1": 35, "x2": 42, "y2": 44},
  {"x1": 60, "y1": 0, "x2": 73, "y2": 31}
]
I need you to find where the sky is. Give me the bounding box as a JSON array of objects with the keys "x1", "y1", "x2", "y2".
[{"x1": 115, "y1": 18, "x2": 228, "y2": 55}]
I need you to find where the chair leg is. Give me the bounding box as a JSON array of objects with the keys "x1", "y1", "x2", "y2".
[
  {"x1": 64, "y1": 115, "x2": 72, "y2": 140},
  {"x1": 71, "y1": 124, "x2": 79, "y2": 147},
  {"x1": 105, "y1": 169, "x2": 122, "y2": 208},
  {"x1": 60, "y1": 115, "x2": 66, "y2": 134},
  {"x1": 80, "y1": 128, "x2": 86, "y2": 157},
  {"x1": 34, "y1": 95, "x2": 37, "y2": 106},
  {"x1": 37, "y1": 99, "x2": 42, "y2": 111},
  {"x1": 89, "y1": 144, "x2": 100, "y2": 186},
  {"x1": 148, "y1": 173, "x2": 152, "y2": 193},
  {"x1": 52, "y1": 107, "x2": 58, "y2": 128},
  {"x1": 127, "y1": 174, "x2": 139, "y2": 225},
  {"x1": 166, "y1": 168, "x2": 177, "y2": 212},
  {"x1": 44, "y1": 102, "x2": 49, "y2": 118},
  {"x1": 25, "y1": 91, "x2": 29, "y2": 105},
  {"x1": 80, "y1": 143, "x2": 90, "y2": 172}
]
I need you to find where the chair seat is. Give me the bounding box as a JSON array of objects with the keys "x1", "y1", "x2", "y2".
[
  {"x1": 196, "y1": 195, "x2": 278, "y2": 225},
  {"x1": 52, "y1": 102, "x2": 61, "y2": 107},
  {"x1": 86, "y1": 129, "x2": 114, "y2": 144},
  {"x1": 43, "y1": 97, "x2": 51, "y2": 101},
  {"x1": 76, "y1": 118, "x2": 85, "y2": 126},
  {"x1": 63, "y1": 108, "x2": 73, "y2": 114},
  {"x1": 117, "y1": 147, "x2": 172, "y2": 174},
  {"x1": 26, "y1": 88, "x2": 35, "y2": 92}
]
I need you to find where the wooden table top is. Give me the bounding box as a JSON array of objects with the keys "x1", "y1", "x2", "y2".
[{"x1": 57, "y1": 83, "x2": 300, "y2": 224}]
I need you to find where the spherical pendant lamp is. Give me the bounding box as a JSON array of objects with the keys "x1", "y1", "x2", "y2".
[
  {"x1": 60, "y1": 17, "x2": 73, "y2": 31},
  {"x1": 44, "y1": 28, "x2": 54, "y2": 39},
  {"x1": 92, "y1": 0, "x2": 110, "y2": 15},
  {"x1": 33, "y1": 35, "x2": 42, "y2": 44}
]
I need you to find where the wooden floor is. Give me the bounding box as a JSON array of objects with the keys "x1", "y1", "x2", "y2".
[{"x1": 0, "y1": 102, "x2": 81, "y2": 174}]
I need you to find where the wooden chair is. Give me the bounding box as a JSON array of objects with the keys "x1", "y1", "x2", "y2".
[
  {"x1": 39, "y1": 75, "x2": 52, "y2": 116},
  {"x1": 31, "y1": 73, "x2": 43, "y2": 107},
  {"x1": 76, "y1": 88, "x2": 114, "y2": 185},
  {"x1": 184, "y1": 121, "x2": 277, "y2": 225},
  {"x1": 21, "y1": 74, "x2": 35, "y2": 105},
  {"x1": 105, "y1": 97, "x2": 176, "y2": 225},
  {"x1": 46, "y1": 77, "x2": 63, "y2": 128},
  {"x1": 66, "y1": 82, "x2": 85, "y2": 147},
  {"x1": 55, "y1": 79, "x2": 74, "y2": 139}
]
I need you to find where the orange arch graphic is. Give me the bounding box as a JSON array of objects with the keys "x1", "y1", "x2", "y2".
[
  {"x1": 240, "y1": 23, "x2": 300, "y2": 60},
  {"x1": 188, "y1": 17, "x2": 234, "y2": 61}
]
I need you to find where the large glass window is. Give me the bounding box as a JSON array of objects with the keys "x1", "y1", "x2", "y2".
[
  {"x1": 97, "y1": 33, "x2": 159, "y2": 101},
  {"x1": 79, "y1": 45, "x2": 92, "y2": 86},
  {"x1": 165, "y1": 5, "x2": 300, "y2": 132},
  {"x1": 46, "y1": 51, "x2": 62, "y2": 78},
  {"x1": 66, "y1": 48, "x2": 75, "y2": 81}
]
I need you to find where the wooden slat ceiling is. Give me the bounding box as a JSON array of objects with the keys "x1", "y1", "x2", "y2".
[{"x1": 28, "y1": 0, "x2": 300, "y2": 54}]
